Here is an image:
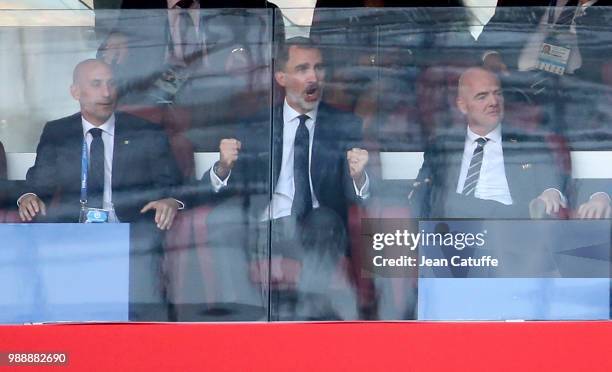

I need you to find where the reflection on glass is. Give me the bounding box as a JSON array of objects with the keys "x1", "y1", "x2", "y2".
[{"x1": 0, "y1": 6, "x2": 611, "y2": 322}]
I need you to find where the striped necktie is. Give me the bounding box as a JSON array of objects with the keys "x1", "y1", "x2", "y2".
[{"x1": 462, "y1": 137, "x2": 489, "y2": 196}]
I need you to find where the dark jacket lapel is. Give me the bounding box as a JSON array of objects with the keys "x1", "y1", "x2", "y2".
[
  {"x1": 436, "y1": 129, "x2": 465, "y2": 193},
  {"x1": 310, "y1": 103, "x2": 330, "y2": 198},
  {"x1": 59, "y1": 113, "x2": 86, "y2": 192},
  {"x1": 272, "y1": 105, "x2": 283, "y2": 190},
  {"x1": 501, "y1": 129, "x2": 523, "y2": 201},
  {"x1": 111, "y1": 113, "x2": 131, "y2": 189}
]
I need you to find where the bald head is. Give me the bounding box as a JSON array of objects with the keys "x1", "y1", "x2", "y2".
[
  {"x1": 456, "y1": 67, "x2": 504, "y2": 136},
  {"x1": 70, "y1": 59, "x2": 117, "y2": 126},
  {"x1": 458, "y1": 67, "x2": 501, "y2": 99},
  {"x1": 73, "y1": 59, "x2": 110, "y2": 84}
]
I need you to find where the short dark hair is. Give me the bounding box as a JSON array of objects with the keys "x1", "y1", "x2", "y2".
[{"x1": 276, "y1": 37, "x2": 320, "y2": 71}]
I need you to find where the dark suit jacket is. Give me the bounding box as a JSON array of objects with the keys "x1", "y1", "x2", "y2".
[
  {"x1": 410, "y1": 127, "x2": 566, "y2": 219},
  {"x1": 195, "y1": 102, "x2": 365, "y2": 223},
  {"x1": 0, "y1": 141, "x2": 7, "y2": 207},
  {"x1": 0, "y1": 140, "x2": 6, "y2": 181},
  {"x1": 25, "y1": 112, "x2": 182, "y2": 223}
]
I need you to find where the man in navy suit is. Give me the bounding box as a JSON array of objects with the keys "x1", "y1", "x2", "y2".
[
  {"x1": 196, "y1": 37, "x2": 370, "y2": 320},
  {"x1": 411, "y1": 67, "x2": 567, "y2": 219},
  {"x1": 17, "y1": 59, "x2": 183, "y2": 320}
]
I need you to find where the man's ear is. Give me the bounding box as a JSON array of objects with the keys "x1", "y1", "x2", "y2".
[
  {"x1": 274, "y1": 71, "x2": 286, "y2": 87},
  {"x1": 456, "y1": 96, "x2": 467, "y2": 115},
  {"x1": 70, "y1": 84, "x2": 80, "y2": 101}
]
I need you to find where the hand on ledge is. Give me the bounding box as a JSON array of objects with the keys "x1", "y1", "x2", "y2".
[
  {"x1": 536, "y1": 189, "x2": 567, "y2": 216},
  {"x1": 576, "y1": 193, "x2": 611, "y2": 219},
  {"x1": 18, "y1": 194, "x2": 46, "y2": 222},
  {"x1": 141, "y1": 198, "x2": 180, "y2": 230}
]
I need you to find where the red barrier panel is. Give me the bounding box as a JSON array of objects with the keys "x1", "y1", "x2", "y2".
[{"x1": 0, "y1": 322, "x2": 611, "y2": 371}]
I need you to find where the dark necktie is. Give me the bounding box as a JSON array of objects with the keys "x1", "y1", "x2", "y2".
[
  {"x1": 292, "y1": 114, "x2": 312, "y2": 220},
  {"x1": 177, "y1": 6, "x2": 201, "y2": 63},
  {"x1": 88, "y1": 128, "x2": 105, "y2": 209},
  {"x1": 462, "y1": 137, "x2": 489, "y2": 196}
]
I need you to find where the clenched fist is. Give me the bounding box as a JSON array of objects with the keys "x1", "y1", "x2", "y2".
[
  {"x1": 347, "y1": 147, "x2": 369, "y2": 188},
  {"x1": 216, "y1": 138, "x2": 241, "y2": 179}
]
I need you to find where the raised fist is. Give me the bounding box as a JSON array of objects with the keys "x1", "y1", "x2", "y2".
[
  {"x1": 216, "y1": 138, "x2": 242, "y2": 179},
  {"x1": 347, "y1": 147, "x2": 369, "y2": 186}
]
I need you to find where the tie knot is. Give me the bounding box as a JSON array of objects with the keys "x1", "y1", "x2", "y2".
[
  {"x1": 297, "y1": 114, "x2": 310, "y2": 126},
  {"x1": 476, "y1": 137, "x2": 488, "y2": 146},
  {"x1": 89, "y1": 128, "x2": 103, "y2": 138},
  {"x1": 176, "y1": 0, "x2": 194, "y2": 9}
]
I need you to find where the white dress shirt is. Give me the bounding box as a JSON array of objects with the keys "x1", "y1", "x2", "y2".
[
  {"x1": 211, "y1": 100, "x2": 370, "y2": 220},
  {"x1": 82, "y1": 115, "x2": 120, "y2": 222},
  {"x1": 456, "y1": 124, "x2": 514, "y2": 205},
  {"x1": 462, "y1": 0, "x2": 499, "y2": 41}
]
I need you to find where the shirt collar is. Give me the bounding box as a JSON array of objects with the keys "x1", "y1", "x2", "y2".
[
  {"x1": 466, "y1": 122, "x2": 502, "y2": 144},
  {"x1": 82, "y1": 114, "x2": 116, "y2": 137},
  {"x1": 283, "y1": 99, "x2": 318, "y2": 126}
]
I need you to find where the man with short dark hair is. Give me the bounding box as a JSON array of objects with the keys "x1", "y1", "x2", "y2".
[{"x1": 197, "y1": 37, "x2": 370, "y2": 320}]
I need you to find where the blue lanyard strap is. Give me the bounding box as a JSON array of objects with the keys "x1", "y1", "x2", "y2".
[{"x1": 80, "y1": 138, "x2": 88, "y2": 204}]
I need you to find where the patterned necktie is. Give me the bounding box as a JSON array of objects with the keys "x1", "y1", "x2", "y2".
[
  {"x1": 88, "y1": 128, "x2": 105, "y2": 209},
  {"x1": 462, "y1": 137, "x2": 489, "y2": 196},
  {"x1": 292, "y1": 114, "x2": 312, "y2": 220}
]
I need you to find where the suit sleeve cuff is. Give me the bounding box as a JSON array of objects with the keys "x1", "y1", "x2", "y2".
[
  {"x1": 210, "y1": 165, "x2": 231, "y2": 193},
  {"x1": 482, "y1": 50, "x2": 500, "y2": 62},
  {"x1": 172, "y1": 198, "x2": 185, "y2": 210},
  {"x1": 17, "y1": 193, "x2": 37, "y2": 207},
  {"x1": 353, "y1": 172, "x2": 370, "y2": 200},
  {"x1": 544, "y1": 188, "x2": 566, "y2": 204},
  {"x1": 590, "y1": 192, "x2": 611, "y2": 202}
]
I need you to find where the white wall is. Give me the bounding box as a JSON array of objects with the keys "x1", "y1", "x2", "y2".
[{"x1": 0, "y1": 27, "x2": 97, "y2": 152}]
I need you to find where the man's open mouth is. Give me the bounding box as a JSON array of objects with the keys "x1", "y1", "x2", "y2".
[{"x1": 304, "y1": 85, "x2": 319, "y2": 100}]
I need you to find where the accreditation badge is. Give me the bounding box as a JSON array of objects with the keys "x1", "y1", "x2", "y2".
[
  {"x1": 536, "y1": 42, "x2": 571, "y2": 75},
  {"x1": 79, "y1": 207, "x2": 109, "y2": 223}
]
